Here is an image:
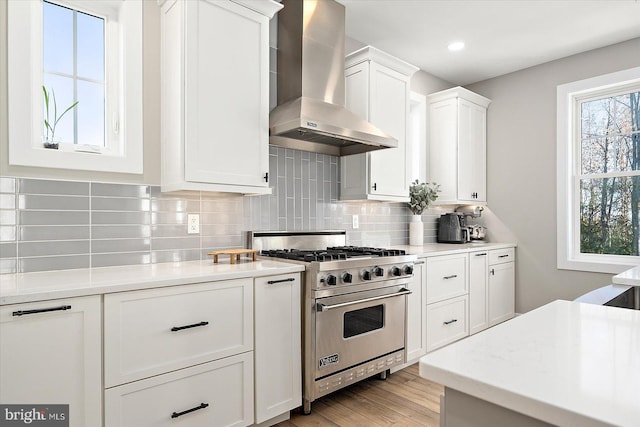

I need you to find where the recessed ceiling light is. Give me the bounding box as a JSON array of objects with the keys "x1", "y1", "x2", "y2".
[{"x1": 448, "y1": 41, "x2": 465, "y2": 52}]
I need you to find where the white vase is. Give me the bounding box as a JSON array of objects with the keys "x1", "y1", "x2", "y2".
[{"x1": 409, "y1": 214, "x2": 423, "y2": 246}]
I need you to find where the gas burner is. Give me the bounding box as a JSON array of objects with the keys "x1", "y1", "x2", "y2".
[
  {"x1": 260, "y1": 249, "x2": 349, "y2": 262},
  {"x1": 327, "y1": 246, "x2": 406, "y2": 257}
]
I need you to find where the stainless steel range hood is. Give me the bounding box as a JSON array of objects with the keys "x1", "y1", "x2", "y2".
[{"x1": 269, "y1": 0, "x2": 397, "y2": 156}]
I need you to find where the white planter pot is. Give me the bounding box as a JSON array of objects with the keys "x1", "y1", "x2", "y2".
[{"x1": 409, "y1": 214, "x2": 423, "y2": 246}]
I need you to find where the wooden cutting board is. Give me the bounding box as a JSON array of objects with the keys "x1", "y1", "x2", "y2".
[{"x1": 207, "y1": 248, "x2": 258, "y2": 264}]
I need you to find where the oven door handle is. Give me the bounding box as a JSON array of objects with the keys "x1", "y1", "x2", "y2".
[{"x1": 316, "y1": 288, "x2": 412, "y2": 312}]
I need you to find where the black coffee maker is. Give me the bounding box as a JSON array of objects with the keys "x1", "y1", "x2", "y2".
[{"x1": 437, "y1": 213, "x2": 469, "y2": 243}]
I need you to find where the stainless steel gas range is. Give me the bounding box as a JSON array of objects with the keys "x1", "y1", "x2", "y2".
[{"x1": 249, "y1": 230, "x2": 416, "y2": 414}]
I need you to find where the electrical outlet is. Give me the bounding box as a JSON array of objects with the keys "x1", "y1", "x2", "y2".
[
  {"x1": 187, "y1": 214, "x2": 200, "y2": 234},
  {"x1": 352, "y1": 214, "x2": 359, "y2": 229}
]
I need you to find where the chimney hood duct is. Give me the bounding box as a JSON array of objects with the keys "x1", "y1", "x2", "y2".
[{"x1": 269, "y1": 0, "x2": 397, "y2": 156}]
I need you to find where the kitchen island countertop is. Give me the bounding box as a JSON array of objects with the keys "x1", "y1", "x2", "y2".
[
  {"x1": 0, "y1": 259, "x2": 304, "y2": 305},
  {"x1": 419, "y1": 299, "x2": 640, "y2": 427},
  {"x1": 612, "y1": 265, "x2": 640, "y2": 287}
]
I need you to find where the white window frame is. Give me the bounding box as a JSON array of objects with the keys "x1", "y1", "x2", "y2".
[
  {"x1": 7, "y1": 0, "x2": 143, "y2": 174},
  {"x1": 557, "y1": 66, "x2": 640, "y2": 274}
]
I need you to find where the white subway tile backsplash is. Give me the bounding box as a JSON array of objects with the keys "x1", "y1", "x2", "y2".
[{"x1": 2, "y1": 148, "x2": 441, "y2": 274}]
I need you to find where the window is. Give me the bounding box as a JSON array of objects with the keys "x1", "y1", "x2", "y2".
[
  {"x1": 557, "y1": 67, "x2": 640, "y2": 273},
  {"x1": 8, "y1": 0, "x2": 143, "y2": 173},
  {"x1": 43, "y1": 1, "x2": 106, "y2": 147}
]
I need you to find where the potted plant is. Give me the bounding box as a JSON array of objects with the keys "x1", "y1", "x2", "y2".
[
  {"x1": 42, "y1": 85, "x2": 79, "y2": 149},
  {"x1": 408, "y1": 179, "x2": 440, "y2": 245}
]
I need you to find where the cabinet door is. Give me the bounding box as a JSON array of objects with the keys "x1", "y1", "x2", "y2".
[
  {"x1": 105, "y1": 353, "x2": 253, "y2": 427},
  {"x1": 488, "y1": 262, "x2": 515, "y2": 326},
  {"x1": 368, "y1": 63, "x2": 411, "y2": 198},
  {"x1": 406, "y1": 260, "x2": 427, "y2": 362},
  {"x1": 429, "y1": 99, "x2": 459, "y2": 203},
  {"x1": 426, "y1": 295, "x2": 469, "y2": 352},
  {"x1": 254, "y1": 274, "x2": 301, "y2": 423},
  {"x1": 426, "y1": 253, "x2": 468, "y2": 304},
  {"x1": 104, "y1": 279, "x2": 253, "y2": 387},
  {"x1": 469, "y1": 251, "x2": 489, "y2": 335},
  {"x1": 184, "y1": 0, "x2": 269, "y2": 188},
  {"x1": 457, "y1": 99, "x2": 487, "y2": 202},
  {"x1": 0, "y1": 296, "x2": 102, "y2": 427}
]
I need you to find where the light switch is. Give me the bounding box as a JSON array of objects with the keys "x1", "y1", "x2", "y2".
[
  {"x1": 352, "y1": 215, "x2": 359, "y2": 229},
  {"x1": 187, "y1": 214, "x2": 200, "y2": 234}
]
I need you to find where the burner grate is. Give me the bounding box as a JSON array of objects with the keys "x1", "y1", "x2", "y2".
[{"x1": 260, "y1": 246, "x2": 405, "y2": 262}]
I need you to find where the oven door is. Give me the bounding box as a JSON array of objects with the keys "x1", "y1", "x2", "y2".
[{"x1": 314, "y1": 285, "x2": 410, "y2": 379}]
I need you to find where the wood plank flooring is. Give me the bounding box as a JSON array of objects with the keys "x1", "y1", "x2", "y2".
[{"x1": 275, "y1": 363, "x2": 444, "y2": 427}]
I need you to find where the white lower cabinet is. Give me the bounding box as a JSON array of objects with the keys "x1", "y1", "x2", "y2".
[
  {"x1": 104, "y1": 279, "x2": 253, "y2": 387},
  {"x1": 104, "y1": 352, "x2": 254, "y2": 427},
  {"x1": 468, "y1": 248, "x2": 516, "y2": 334},
  {"x1": 426, "y1": 295, "x2": 469, "y2": 353},
  {"x1": 254, "y1": 274, "x2": 302, "y2": 424},
  {"x1": 469, "y1": 251, "x2": 489, "y2": 335},
  {"x1": 426, "y1": 253, "x2": 468, "y2": 304},
  {"x1": 489, "y1": 261, "x2": 516, "y2": 326},
  {"x1": 406, "y1": 259, "x2": 427, "y2": 362},
  {"x1": 0, "y1": 296, "x2": 102, "y2": 427}
]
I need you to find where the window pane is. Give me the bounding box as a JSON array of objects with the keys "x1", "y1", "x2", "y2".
[
  {"x1": 581, "y1": 135, "x2": 635, "y2": 174},
  {"x1": 581, "y1": 91, "x2": 640, "y2": 174},
  {"x1": 580, "y1": 177, "x2": 640, "y2": 256},
  {"x1": 77, "y1": 11, "x2": 104, "y2": 81},
  {"x1": 43, "y1": 74, "x2": 75, "y2": 144},
  {"x1": 43, "y1": 1, "x2": 74, "y2": 75},
  {"x1": 77, "y1": 80, "x2": 105, "y2": 146}
]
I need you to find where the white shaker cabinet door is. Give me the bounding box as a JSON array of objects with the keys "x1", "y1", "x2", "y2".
[
  {"x1": 488, "y1": 262, "x2": 515, "y2": 326},
  {"x1": 254, "y1": 273, "x2": 302, "y2": 423},
  {"x1": 406, "y1": 260, "x2": 427, "y2": 362},
  {"x1": 469, "y1": 251, "x2": 489, "y2": 335},
  {"x1": 457, "y1": 98, "x2": 487, "y2": 203},
  {"x1": 0, "y1": 296, "x2": 102, "y2": 427}
]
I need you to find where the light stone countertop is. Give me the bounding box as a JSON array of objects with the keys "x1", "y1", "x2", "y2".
[
  {"x1": 612, "y1": 265, "x2": 640, "y2": 287},
  {"x1": 0, "y1": 259, "x2": 305, "y2": 306},
  {"x1": 419, "y1": 299, "x2": 640, "y2": 427},
  {"x1": 393, "y1": 242, "x2": 516, "y2": 257}
]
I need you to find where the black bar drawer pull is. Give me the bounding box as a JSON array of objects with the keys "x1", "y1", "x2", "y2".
[
  {"x1": 443, "y1": 319, "x2": 458, "y2": 325},
  {"x1": 267, "y1": 277, "x2": 295, "y2": 285},
  {"x1": 171, "y1": 321, "x2": 209, "y2": 332},
  {"x1": 12, "y1": 305, "x2": 71, "y2": 317},
  {"x1": 443, "y1": 274, "x2": 458, "y2": 280},
  {"x1": 171, "y1": 402, "x2": 209, "y2": 419},
  {"x1": 498, "y1": 254, "x2": 509, "y2": 258},
  {"x1": 475, "y1": 253, "x2": 487, "y2": 257}
]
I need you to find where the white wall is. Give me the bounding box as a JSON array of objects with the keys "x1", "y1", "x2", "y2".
[
  {"x1": 468, "y1": 37, "x2": 640, "y2": 313},
  {"x1": 0, "y1": 0, "x2": 161, "y2": 185}
]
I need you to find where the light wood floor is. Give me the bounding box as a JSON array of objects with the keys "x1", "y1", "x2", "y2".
[{"x1": 274, "y1": 363, "x2": 444, "y2": 427}]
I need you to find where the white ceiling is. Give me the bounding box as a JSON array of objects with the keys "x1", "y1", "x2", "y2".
[{"x1": 337, "y1": 1, "x2": 640, "y2": 85}]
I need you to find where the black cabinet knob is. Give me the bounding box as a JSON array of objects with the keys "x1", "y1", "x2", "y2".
[{"x1": 326, "y1": 274, "x2": 337, "y2": 286}]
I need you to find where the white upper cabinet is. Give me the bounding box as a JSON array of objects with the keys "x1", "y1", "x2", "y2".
[
  {"x1": 428, "y1": 86, "x2": 491, "y2": 204},
  {"x1": 341, "y1": 47, "x2": 419, "y2": 202},
  {"x1": 159, "y1": 0, "x2": 282, "y2": 194}
]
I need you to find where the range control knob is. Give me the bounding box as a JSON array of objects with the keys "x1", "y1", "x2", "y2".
[
  {"x1": 341, "y1": 272, "x2": 353, "y2": 283},
  {"x1": 326, "y1": 274, "x2": 337, "y2": 286},
  {"x1": 373, "y1": 266, "x2": 384, "y2": 277},
  {"x1": 361, "y1": 270, "x2": 372, "y2": 281},
  {"x1": 390, "y1": 266, "x2": 401, "y2": 277},
  {"x1": 402, "y1": 265, "x2": 414, "y2": 275}
]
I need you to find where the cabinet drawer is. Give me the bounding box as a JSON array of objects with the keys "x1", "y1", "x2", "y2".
[
  {"x1": 105, "y1": 352, "x2": 254, "y2": 427},
  {"x1": 426, "y1": 254, "x2": 468, "y2": 304},
  {"x1": 489, "y1": 248, "x2": 515, "y2": 265},
  {"x1": 426, "y1": 295, "x2": 469, "y2": 352},
  {"x1": 104, "y1": 279, "x2": 253, "y2": 387}
]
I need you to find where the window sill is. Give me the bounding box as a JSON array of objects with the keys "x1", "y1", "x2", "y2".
[{"x1": 558, "y1": 255, "x2": 639, "y2": 275}]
